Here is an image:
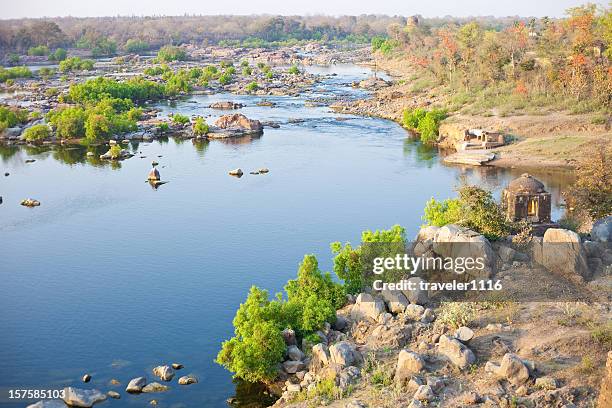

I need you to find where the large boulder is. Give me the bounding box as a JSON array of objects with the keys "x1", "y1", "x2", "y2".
[
  {"x1": 286, "y1": 345, "x2": 305, "y2": 361},
  {"x1": 152, "y1": 365, "x2": 175, "y2": 381},
  {"x1": 350, "y1": 293, "x2": 386, "y2": 321},
  {"x1": 380, "y1": 289, "x2": 409, "y2": 313},
  {"x1": 485, "y1": 353, "x2": 530, "y2": 386},
  {"x1": 395, "y1": 350, "x2": 425, "y2": 384},
  {"x1": 367, "y1": 322, "x2": 412, "y2": 349},
  {"x1": 533, "y1": 228, "x2": 589, "y2": 280},
  {"x1": 402, "y1": 277, "x2": 429, "y2": 305},
  {"x1": 329, "y1": 341, "x2": 361, "y2": 368},
  {"x1": 282, "y1": 360, "x2": 305, "y2": 374},
  {"x1": 438, "y1": 334, "x2": 475, "y2": 369},
  {"x1": 592, "y1": 216, "x2": 612, "y2": 243},
  {"x1": 214, "y1": 114, "x2": 263, "y2": 131},
  {"x1": 432, "y1": 225, "x2": 496, "y2": 278},
  {"x1": 311, "y1": 343, "x2": 331, "y2": 367},
  {"x1": 126, "y1": 377, "x2": 147, "y2": 393},
  {"x1": 416, "y1": 226, "x2": 440, "y2": 242},
  {"x1": 62, "y1": 387, "x2": 107, "y2": 407}
]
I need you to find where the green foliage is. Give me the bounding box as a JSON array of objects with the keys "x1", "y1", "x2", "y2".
[
  {"x1": 331, "y1": 225, "x2": 406, "y2": 294},
  {"x1": 126, "y1": 107, "x2": 143, "y2": 121},
  {"x1": 164, "y1": 70, "x2": 192, "y2": 96},
  {"x1": 285, "y1": 255, "x2": 345, "y2": 332},
  {"x1": 28, "y1": 45, "x2": 49, "y2": 56},
  {"x1": 108, "y1": 144, "x2": 123, "y2": 159},
  {"x1": 402, "y1": 107, "x2": 426, "y2": 129},
  {"x1": 59, "y1": 57, "x2": 94, "y2": 72},
  {"x1": 157, "y1": 45, "x2": 187, "y2": 62},
  {"x1": 371, "y1": 37, "x2": 398, "y2": 55},
  {"x1": 68, "y1": 77, "x2": 165, "y2": 103},
  {"x1": 246, "y1": 81, "x2": 258, "y2": 92},
  {"x1": 0, "y1": 106, "x2": 29, "y2": 129},
  {"x1": 422, "y1": 185, "x2": 510, "y2": 240},
  {"x1": 172, "y1": 113, "x2": 190, "y2": 125},
  {"x1": 38, "y1": 67, "x2": 56, "y2": 78},
  {"x1": 265, "y1": 71, "x2": 274, "y2": 80},
  {"x1": 242, "y1": 66, "x2": 252, "y2": 76},
  {"x1": 288, "y1": 64, "x2": 300, "y2": 75},
  {"x1": 437, "y1": 302, "x2": 477, "y2": 329},
  {"x1": 0, "y1": 66, "x2": 33, "y2": 83},
  {"x1": 192, "y1": 117, "x2": 209, "y2": 136},
  {"x1": 23, "y1": 124, "x2": 51, "y2": 141},
  {"x1": 565, "y1": 147, "x2": 612, "y2": 220},
  {"x1": 423, "y1": 197, "x2": 463, "y2": 227},
  {"x1": 49, "y1": 48, "x2": 67, "y2": 62},
  {"x1": 8, "y1": 53, "x2": 19, "y2": 64},
  {"x1": 46, "y1": 106, "x2": 87, "y2": 139},
  {"x1": 124, "y1": 39, "x2": 150, "y2": 53},
  {"x1": 158, "y1": 122, "x2": 170, "y2": 133},
  {"x1": 217, "y1": 254, "x2": 346, "y2": 382},
  {"x1": 219, "y1": 72, "x2": 233, "y2": 85},
  {"x1": 402, "y1": 108, "x2": 447, "y2": 144}
]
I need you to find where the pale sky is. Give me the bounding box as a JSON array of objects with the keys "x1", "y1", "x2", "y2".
[{"x1": 1, "y1": 0, "x2": 607, "y2": 19}]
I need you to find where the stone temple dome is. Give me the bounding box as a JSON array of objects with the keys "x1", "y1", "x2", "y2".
[{"x1": 506, "y1": 173, "x2": 546, "y2": 194}]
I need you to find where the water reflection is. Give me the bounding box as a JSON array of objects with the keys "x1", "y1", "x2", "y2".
[{"x1": 403, "y1": 138, "x2": 437, "y2": 167}]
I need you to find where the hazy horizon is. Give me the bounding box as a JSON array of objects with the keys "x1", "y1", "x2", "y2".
[{"x1": 1, "y1": 0, "x2": 608, "y2": 20}]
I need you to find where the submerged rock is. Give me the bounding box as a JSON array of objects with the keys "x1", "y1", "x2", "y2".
[
  {"x1": 62, "y1": 387, "x2": 107, "y2": 407},
  {"x1": 209, "y1": 101, "x2": 243, "y2": 109},
  {"x1": 141, "y1": 382, "x2": 170, "y2": 393}
]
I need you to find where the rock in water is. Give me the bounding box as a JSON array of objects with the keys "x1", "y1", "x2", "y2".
[
  {"x1": 82, "y1": 374, "x2": 91, "y2": 383},
  {"x1": 148, "y1": 168, "x2": 160, "y2": 181},
  {"x1": 141, "y1": 382, "x2": 170, "y2": 393},
  {"x1": 178, "y1": 375, "x2": 198, "y2": 385},
  {"x1": 215, "y1": 114, "x2": 263, "y2": 132},
  {"x1": 228, "y1": 168, "x2": 243, "y2": 177},
  {"x1": 171, "y1": 363, "x2": 183, "y2": 370},
  {"x1": 152, "y1": 365, "x2": 175, "y2": 381},
  {"x1": 21, "y1": 198, "x2": 41, "y2": 207},
  {"x1": 126, "y1": 377, "x2": 147, "y2": 393},
  {"x1": 62, "y1": 387, "x2": 107, "y2": 407},
  {"x1": 107, "y1": 391, "x2": 121, "y2": 399}
]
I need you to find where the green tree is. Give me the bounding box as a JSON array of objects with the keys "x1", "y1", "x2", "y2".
[
  {"x1": 172, "y1": 113, "x2": 190, "y2": 125},
  {"x1": 23, "y1": 124, "x2": 51, "y2": 141},
  {"x1": 46, "y1": 106, "x2": 87, "y2": 139},
  {"x1": 192, "y1": 117, "x2": 209, "y2": 136},
  {"x1": 157, "y1": 45, "x2": 187, "y2": 62}
]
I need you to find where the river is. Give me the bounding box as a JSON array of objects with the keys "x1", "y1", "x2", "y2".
[{"x1": 0, "y1": 64, "x2": 573, "y2": 407}]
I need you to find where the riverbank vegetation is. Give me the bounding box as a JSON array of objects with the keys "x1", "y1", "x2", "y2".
[{"x1": 374, "y1": 4, "x2": 611, "y2": 117}]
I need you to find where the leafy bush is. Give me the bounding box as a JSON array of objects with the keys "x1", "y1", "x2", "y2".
[
  {"x1": 402, "y1": 108, "x2": 426, "y2": 129},
  {"x1": 437, "y1": 302, "x2": 477, "y2": 329},
  {"x1": 288, "y1": 64, "x2": 300, "y2": 75},
  {"x1": 108, "y1": 144, "x2": 123, "y2": 159},
  {"x1": 217, "y1": 254, "x2": 346, "y2": 382},
  {"x1": 172, "y1": 113, "x2": 190, "y2": 125},
  {"x1": 0, "y1": 106, "x2": 29, "y2": 128},
  {"x1": 164, "y1": 70, "x2": 192, "y2": 96},
  {"x1": 422, "y1": 185, "x2": 509, "y2": 240},
  {"x1": 157, "y1": 45, "x2": 187, "y2": 62},
  {"x1": 23, "y1": 124, "x2": 51, "y2": 141},
  {"x1": 69, "y1": 77, "x2": 165, "y2": 103},
  {"x1": 0, "y1": 66, "x2": 33, "y2": 83},
  {"x1": 246, "y1": 81, "x2": 258, "y2": 92},
  {"x1": 125, "y1": 39, "x2": 150, "y2": 53},
  {"x1": 46, "y1": 106, "x2": 87, "y2": 139},
  {"x1": 219, "y1": 72, "x2": 233, "y2": 85},
  {"x1": 49, "y1": 48, "x2": 67, "y2": 62},
  {"x1": 331, "y1": 225, "x2": 406, "y2": 294},
  {"x1": 402, "y1": 108, "x2": 447, "y2": 144},
  {"x1": 242, "y1": 66, "x2": 252, "y2": 76},
  {"x1": 28, "y1": 45, "x2": 49, "y2": 56},
  {"x1": 192, "y1": 117, "x2": 209, "y2": 136},
  {"x1": 59, "y1": 57, "x2": 94, "y2": 72}
]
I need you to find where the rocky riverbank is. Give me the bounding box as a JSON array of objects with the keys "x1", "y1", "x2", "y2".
[
  {"x1": 269, "y1": 223, "x2": 611, "y2": 408},
  {"x1": 339, "y1": 56, "x2": 612, "y2": 170}
]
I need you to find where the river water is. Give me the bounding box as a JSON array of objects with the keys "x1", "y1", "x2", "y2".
[{"x1": 0, "y1": 64, "x2": 572, "y2": 407}]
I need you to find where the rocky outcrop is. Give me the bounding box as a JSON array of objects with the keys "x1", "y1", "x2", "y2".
[
  {"x1": 432, "y1": 225, "x2": 496, "y2": 278},
  {"x1": 62, "y1": 387, "x2": 107, "y2": 407},
  {"x1": 350, "y1": 293, "x2": 386, "y2": 321},
  {"x1": 329, "y1": 341, "x2": 361, "y2": 369},
  {"x1": 437, "y1": 334, "x2": 475, "y2": 369},
  {"x1": 208, "y1": 114, "x2": 263, "y2": 138},
  {"x1": 380, "y1": 289, "x2": 409, "y2": 313},
  {"x1": 532, "y1": 228, "x2": 589, "y2": 280},
  {"x1": 209, "y1": 101, "x2": 243, "y2": 109}
]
